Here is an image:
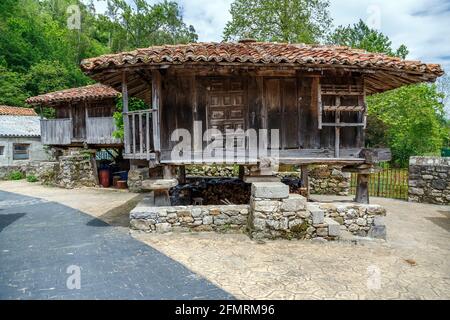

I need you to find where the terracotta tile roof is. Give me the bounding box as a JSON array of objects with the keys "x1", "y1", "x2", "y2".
[
  {"x1": 80, "y1": 42, "x2": 444, "y2": 78},
  {"x1": 0, "y1": 105, "x2": 37, "y2": 116},
  {"x1": 26, "y1": 84, "x2": 119, "y2": 106}
]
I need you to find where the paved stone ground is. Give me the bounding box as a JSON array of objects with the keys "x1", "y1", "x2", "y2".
[
  {"x1": 135, "y1": 196, "x2": 450, "y2": 300},
  {"x1": 0, "y1": 188, "x2": 232, "y2": 300},
  {"x1": 1, "y1": 181, "x2": 449, "y2": 300}
]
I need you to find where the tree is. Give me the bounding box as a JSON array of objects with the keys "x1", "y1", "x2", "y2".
[
  {"x1": 330, "y1": 20, "x2": 449, "y2": 166},
  {"x1": 0, "y1": 65, "x2": 28, "y2": 107},
  {"x1": 25, "y1": 60, "x2": 72, "y2": 95},
  {"x1": 0, "y1": 0, "x2": 197, "y2": 112},
  {"x1": 437, "y1": 74, "x2": 450, "y2": 118},
  {"x1": 101, "y1": 0, "x2": 198, "y2": 52},
  {"x1": 223, "y1": 0, "x2": 332, "y2": 43},
  {"x1": 329, "y1": 20, "x2": 409, "y2": 59},
  {"x1": 367, "y1": 84, "x2": 447, "y2": 167}
]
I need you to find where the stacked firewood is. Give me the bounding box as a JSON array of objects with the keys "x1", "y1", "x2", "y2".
[{"x1": 170, "y1": 178, "x2": 251, "y2": 205}]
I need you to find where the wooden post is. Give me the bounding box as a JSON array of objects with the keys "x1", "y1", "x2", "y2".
[
  {"x1": 163, "y1": 165, "x2": 177, "y2": 180},
  {"x1": 122, "y1": 72, "x2": 130, "y2": 154},
  {"x1": 335, "y1": 96, "x2": 341, "y2": 158},
  {"x1": 300, "y1": 165, "x2": 310, "y2": 200},
  {"x1": 317, "y1": 82, "x2": 323, "y2": 130},
  {"x1": 179, "y1": 165, "x2": 186, "y2": 184},
  {"x1": 355, "y1": 173, "x2": 370, "y2": 204},
  {"x1": 152, "y1": 70, "x2": 162, "y2": 152},
  {"x1": 238, "y1": 165, "x2": 245, "y2": 180}
]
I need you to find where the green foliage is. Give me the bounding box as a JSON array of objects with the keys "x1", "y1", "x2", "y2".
[
  {"x1": 329, "y1": 20, "x2": 409, "y2": 59},
  {"x1": 8, "y1": 171, "x2": 25, "y2": 181},
  {"x1": 0, "y1": 64, "x2": 28, "y2": 106},
  {"x1": 223, "y1": 0, "x2": 332, "y2": 43},
  {"x1": 25, "y1": 60, "x2": 71, "y2": 95},
  {"x1": 101, "y1": 0, "x2": 198, "y2": 51},
  {"x1": 367, "y1": 84, "x2": 448, "y2": 167},
  {"x1": 330, "y1": 20, "x2": 448, "y2": 166},
  {"x1": 26, "y1": 175, "x2": 38, "y2": 183},
  {"x1": 113, "y1": 96, "x2": 149, "y2": 140},
  {"x1": 0, "y1": 0, "x2": 197, "y2": 110}
]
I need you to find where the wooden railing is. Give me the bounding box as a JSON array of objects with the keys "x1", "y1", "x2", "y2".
[
  {"x1": 123, "y1": 110, "x2": 156, "y2": 160},
  {"x1": 41, "y1": 119, "x2": 72, "y2": 145},
  {"x1": 86, "y1": 117, "x2": 121, "y2": 145}
]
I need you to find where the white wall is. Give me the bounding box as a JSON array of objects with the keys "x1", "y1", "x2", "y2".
[{"x1": 0, "y1": 137, "x2": 49, "y2": 166}]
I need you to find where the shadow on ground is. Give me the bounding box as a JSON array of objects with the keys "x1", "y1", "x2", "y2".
[
  {"x1": 0, "y1": 212, "x2": 26, "y2": 232},
  {"x1": 426, "y1": 209, "x2": 450, "y2": 232},
  {"x1": 86, "y1": 194, "x2": 145, "y2": 228}
]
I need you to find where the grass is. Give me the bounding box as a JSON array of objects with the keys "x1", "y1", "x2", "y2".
[
  {"x1": 26, "y1": 175, "x2": 38, "y2": 183},
  {"x1": 8, "y1": 171, "x2": 25, "y2": 181}
]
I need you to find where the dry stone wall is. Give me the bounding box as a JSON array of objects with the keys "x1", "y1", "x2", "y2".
[
  {"x1": 131, "y1": 181, "x2": 387, "y2": 241},
  {"x1": 408, "y1": 157, "x2": 450, "y2": 205}
]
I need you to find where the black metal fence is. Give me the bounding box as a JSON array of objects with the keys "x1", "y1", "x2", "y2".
[{"x1": 350, "y1": 166, "x2": 409, "y2": 200}]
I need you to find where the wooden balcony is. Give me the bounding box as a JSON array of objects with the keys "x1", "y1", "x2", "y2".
[
  {"x1": 86, "y1": 117, "x2": 121, "y2": 145},
  {"x1": 41, "y1": 117, "x2": 121, "y2": 146},
  {"x1": 41, "y1": 119, "x2": 72, "y2": 145}
]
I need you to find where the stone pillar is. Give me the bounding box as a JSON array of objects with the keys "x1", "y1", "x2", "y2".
[
  {"x1": 56, "y1": 149, "x2": 97, "y2": 189},
  {"x1": 248, "y1": 182, "x2": 309, "y2": 239}
]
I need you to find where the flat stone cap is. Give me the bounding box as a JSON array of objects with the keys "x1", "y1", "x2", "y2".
[
  {"x1": 251, "y1": 182, "x2": 289, "y2": 199},
  {"x1": 141, "y1": 179, "x2": 178, "y2": 191}
]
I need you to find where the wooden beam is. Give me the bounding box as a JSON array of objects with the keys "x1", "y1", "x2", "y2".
[
  {"x1": 122, "y1": 71, "x2": 130, "y2": 154},
  {"x1": 335, "y1": 96, "x2": 341, "y2": 158},
  {"x1": 152, "y1": 70, "x2": 162, "y2": 152},
  {"x1": 359, "y1": 148, "x2": 392, "y2": 164}
]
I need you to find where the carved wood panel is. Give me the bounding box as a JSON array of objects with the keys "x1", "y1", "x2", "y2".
[{"x1": 206, "y1": 79, "x2": 247, "y2": 149}]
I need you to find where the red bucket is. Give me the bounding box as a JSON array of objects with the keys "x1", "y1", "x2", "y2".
[{"x1": 99, "y1": 169, "x2": 111, "y2": 188}]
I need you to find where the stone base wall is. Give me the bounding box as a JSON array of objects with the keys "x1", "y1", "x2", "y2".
[
  {"x1": 248, "y1": 182, "x2": 385, "y2": 240},
  {"x1": 184, "y1": 164, "x2": 351, "y2": 196},
  {"x1": 130, "y1": 203, "x2": 250, "y2": 233},
  {"x1": 131, "y1": 181, "x2": 387, "y2": 241},
  {"x1": 316, "y1": 202, "x2": 387, "y2": 239},
  {"x1": 186, "y1": 165, "x2": 237, "y2": 177},
  {"x1": 0, "y1": 161, "x2": 59, "y2": 184},
  {"x1": 55, "y1": 151, "x2": 98, "y2": 189},
  {"x1": 309, "y1": 165, "x2": 351, "y2": 196},
  {"x1": 127, "y1": 168, "x2": 150, "y2": 193},
  {"x1": 408, "y1": 157, "x2": 450, "y2": 205}
]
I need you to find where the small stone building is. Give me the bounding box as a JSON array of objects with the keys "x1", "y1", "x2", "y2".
[{"x1": 0, "y1": 106, "x2": 48, "y2": 166}]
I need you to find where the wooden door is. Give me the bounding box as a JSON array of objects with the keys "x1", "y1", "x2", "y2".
[
  {"x1": 264, "y1": 78, "x2": 299, "y2": 149},
  {"x1": 72, "y1": 105, "x2": 86, "y2": 140},
  {"x1": 207, "y1": 79, "x2": 247, "y2": 149}
]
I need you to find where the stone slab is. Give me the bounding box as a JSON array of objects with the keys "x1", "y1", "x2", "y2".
[{"x1": 251, "y1": 182, "x2": 289, "y2": 199}]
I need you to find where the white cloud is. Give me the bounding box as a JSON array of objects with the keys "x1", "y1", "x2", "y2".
[{"x1": 91, "y1": 0, "x2": 450, "y2": 73}]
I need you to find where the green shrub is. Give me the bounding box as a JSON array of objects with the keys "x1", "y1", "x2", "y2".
[
  {"x1": 26, "y1": 175, "x2": 38, "y2": 183},
  {"x1": 8, "y1": 171, "x2": 24, "y2": 180}
]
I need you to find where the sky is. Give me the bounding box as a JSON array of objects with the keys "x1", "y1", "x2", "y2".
[{"x1": 93, "y1": 0, "x2": 450, "y2": 71}]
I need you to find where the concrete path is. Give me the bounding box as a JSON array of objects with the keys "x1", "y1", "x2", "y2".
[{"x1": 0, "y1": 189, "x2": 233, "y2": 300}]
